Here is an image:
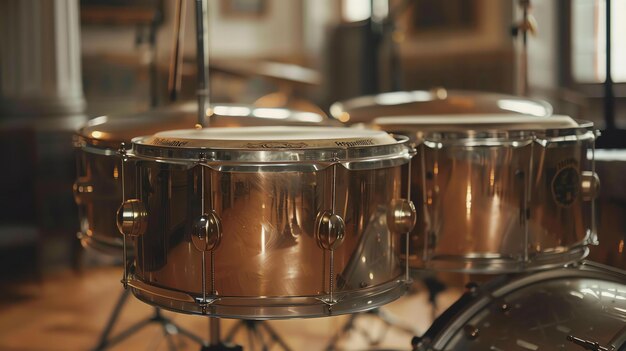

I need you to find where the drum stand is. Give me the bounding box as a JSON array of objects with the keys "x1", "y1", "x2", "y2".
[
  {"x1": 324, "y1": 308, "x2": 417, "y2": 351},
  {"x1": 325, "y1": 276, "x2": 446, "y2": 350},
  {"x1": 223, "y1": 320, "x2": 292, "y2": 351},
  {"x1": 94, "y1": 288, "x2": 205, "y2": 351}
]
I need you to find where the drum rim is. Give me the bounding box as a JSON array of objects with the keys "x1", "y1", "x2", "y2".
[
  {"x1": 374, "y1": 119, "x2": 596, "y2": 145},
  {"x1": 128, "y1": 274, "x2": 409, "y2": 319},
  {"x1": 330, "y1": 89, "x2": 553, "y2": 120},
  {"x1": 128, "y1": 134, "x2": 415, "y2": 172},
  {"x1": 421, "y1": 261, "x2": 626, "y2": 350}
]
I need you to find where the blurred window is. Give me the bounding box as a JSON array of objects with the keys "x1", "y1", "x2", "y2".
[
  {"x1": 571, "y1": 0, "x2": 626, "y2": 83},
  {"x1": 341, "y1": 0, "x2": 388, "y2": 23}
]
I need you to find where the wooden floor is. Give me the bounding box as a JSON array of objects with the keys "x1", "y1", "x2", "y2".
[{"x1": 0, "y1": 267, "x2": 463, "y2": 351}]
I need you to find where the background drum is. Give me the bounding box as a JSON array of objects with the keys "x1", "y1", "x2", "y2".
[
  {"x1": 329, "y1": 89, "x2": 553, "y2": 124},
  {"x1": 371, "y1": 115, "x2": 599, "y2": 273},
  {"x1": 413, "y1": 261, "x2": 626, "y2": 351},
  {"x1": 117, "y1": 126, "x2": 416, "y2": 318},
  {"x1": 73, "y1": 103, "x2": 337, "y2": 255}
]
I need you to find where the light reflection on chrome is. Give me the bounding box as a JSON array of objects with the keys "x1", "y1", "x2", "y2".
[{"x1": 497, "y1": 99, "x2": 547, "y2": 117}]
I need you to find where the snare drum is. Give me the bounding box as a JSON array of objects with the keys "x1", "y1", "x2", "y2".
[
  {"x1": 413, "y1": 262, "x2": 626, "y2": 351},
  {"x1": 371, "y1": 115, "x2": 600, "y2": 273},
  {"x1": 117, "y1": 126, "x2": 416, "y2": 318},
  {"x1": 329, "y1": 89, "x2": 552, "y2": 124},
  {"x1": 73, "y1": 103, "x2": 335, "y2": 254}
]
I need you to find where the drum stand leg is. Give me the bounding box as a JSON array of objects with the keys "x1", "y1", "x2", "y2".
[
  {"x1": 223, "y1": 320, "x2": 292, "y2": 351},
  {"x1": 93, "y1": 288, "x2": 205, "y2": 351},
  {"x1": 324, "y1": 309, "x2": 418, "y2": 351},
  {"x1": 421, "y1": 276, "x2": 447, "y2": 322}
]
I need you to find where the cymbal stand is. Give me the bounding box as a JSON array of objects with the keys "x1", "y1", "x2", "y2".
[
  {"x1": 195, "y1": 0, "x2": 210, "y2": 128},
  {"x1": 511, "y1": 0, "x2": 537, "y2": 96}
]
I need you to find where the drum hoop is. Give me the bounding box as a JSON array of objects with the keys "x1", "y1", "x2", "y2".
[
  {"x1": 426, "y1": 261, "x2": 626, "y2": 349},
  {"x1": 128, "y1": 135, "x2": 415, "y2": 171},
  {"x1": 422, "y1": 120, "x2": 596, "y2": 147},
  {"x1": 75, "y1": 133, "x2": 129, "y2": 156}
]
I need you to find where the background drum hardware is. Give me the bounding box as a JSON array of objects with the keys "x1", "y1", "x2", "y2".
[{"x1": 410, "y1": 261, "x2": 626, "y2": 351}]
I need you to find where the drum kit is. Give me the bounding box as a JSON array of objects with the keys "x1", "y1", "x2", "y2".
[{"x1": 72, "y1": 1, "x2": 625, "y2": 351}]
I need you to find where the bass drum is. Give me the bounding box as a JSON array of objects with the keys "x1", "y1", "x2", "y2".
[
  {"x1": 73, "y1": 102, "x2": 337, "y2": 255},
  {"x1": 413, "y1": 262, "x2": 626, "y2": 351}
]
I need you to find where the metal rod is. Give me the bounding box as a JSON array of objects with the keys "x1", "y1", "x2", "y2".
[
  {"x1": 329, "y1": 163, "x2": 338, "y2": 303},
  {"x1": 519, "y1": 0, "x2": 530, "y2": 96},
  {"x1": 210, "y1": 318, "x2": 221, "y2": 346},
  {"x1": 604, "y1": 0, "x2": 615, "y2": 130},
  {"x1": 405, "y1": 157, "x2": 411, "y2": 282},
  {"x1": 149, "y1": 23, "x2": 159, "y2": 107},
  {"x1": 420, "y1": 146, "x2": 429, "y2": 263},
  {"x1": 200, "y1": 162, "x2": 207, "y2": 312},
  {"x1": 208, "y1": 166, "x2": 216, "y2": 295},
  {"x1": 331, "y1": 164, "x2": 337, "y2": 214},
  {"x1": 329, "y1": 251, "x2": 335, "y2": 303},
  {"x1": 195, "y1": 0, "x2": 210, "y2": 127},
  {"x1": 119, "y1": 144, "x2": 128, "y2": 288},
  {"x1": 168, "y1": 0, "x2": 186, "y2": 102}
]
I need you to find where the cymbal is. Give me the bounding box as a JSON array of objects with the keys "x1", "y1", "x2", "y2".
[{"x1": 210, "y1": 59, "x2": 321, "y2": 86}]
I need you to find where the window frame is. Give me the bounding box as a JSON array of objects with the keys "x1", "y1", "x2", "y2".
[{"x1": 559, "y1": 0, "x2": 626, "y2": 98}]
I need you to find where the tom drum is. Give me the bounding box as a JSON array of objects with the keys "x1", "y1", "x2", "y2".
[{"x1": 116, "y1": 126, "x2": 416, "y2": 318}]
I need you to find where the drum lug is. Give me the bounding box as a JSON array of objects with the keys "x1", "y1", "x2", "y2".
[
  {"x1": 191, "y1": 211, "x2": 223, "y2": 252},
  {"x1": 116, "y1": 199, "x2": 148, "y2": 237},
  {"x1": 196, "y1": 297, "x2": 219, "y2": 315},
  {"x1": 581, "y1": 171, "x2": 600, "y2": 201},
  {"x1": 315, "y1": 211, "x2": 346, "y2": 250},
  {"x1": 387, "y1": 199, "x2": 417, "y2": 234},
  {"x1": 463, "y1": 324, "x2": 480, "y2": 340}
]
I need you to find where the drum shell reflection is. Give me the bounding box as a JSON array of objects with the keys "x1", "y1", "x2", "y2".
[{"x1": 128, "y1": 159, "x2": 408, "y2": 318}]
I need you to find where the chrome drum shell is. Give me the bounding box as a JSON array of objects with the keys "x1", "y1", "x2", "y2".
[
  {"x1": 369, "y1": 119, "x2": 599, "y2": 273},
  {"x1": 121, "y1": 128, "x2": 415, "y2": 318}
]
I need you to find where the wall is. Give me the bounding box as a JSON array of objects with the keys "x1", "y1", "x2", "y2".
[{"x1": 81, "y1": 0, "x2": 305, "y2": 62}]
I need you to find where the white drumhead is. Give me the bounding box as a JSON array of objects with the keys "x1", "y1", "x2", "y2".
[
  {"x1": 373, "y1": 114, "x2": 579, "y2": 131},
  {"x1": 141, "y1": 126, "x2": 397, "y2": 148}
]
